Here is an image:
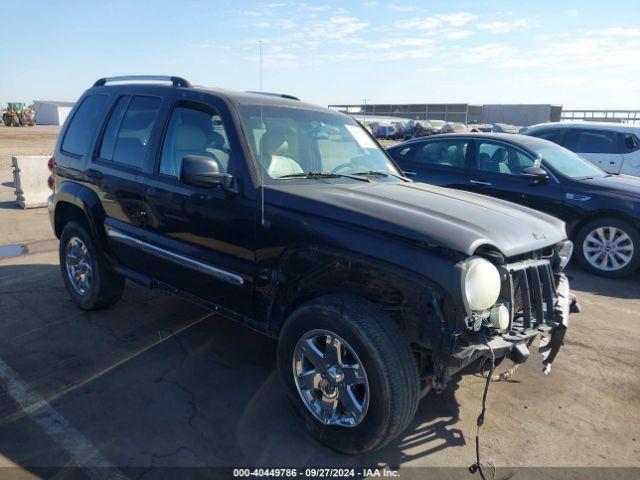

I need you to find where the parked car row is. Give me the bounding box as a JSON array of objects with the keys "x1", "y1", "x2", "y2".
[
  {"x1": 370, "y1": 118, "x2": 522, "y2": 140},
  {"x1": 386, "y1": 132, "x2": 640, "y2": 277}
]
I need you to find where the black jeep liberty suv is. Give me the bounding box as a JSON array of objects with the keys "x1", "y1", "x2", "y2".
[{"x1": 48, "y1": 76, "x2": 578, "y2": 454}]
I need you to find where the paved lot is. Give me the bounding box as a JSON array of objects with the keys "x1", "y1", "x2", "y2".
[{"x1": 0, "y1": 169, "x2": 639, "y2": 479}]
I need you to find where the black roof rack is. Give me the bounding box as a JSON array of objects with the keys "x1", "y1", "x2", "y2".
[
  {"x1": 245, "y1": 91, "x2": 300, "y2": 101},
  {"x1": 93, "y1": 75, "x2": 191, "y2": 88}
]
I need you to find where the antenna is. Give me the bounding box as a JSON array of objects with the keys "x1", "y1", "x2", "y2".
[{"x1": 259, "y1": 40, "x2": 266, "y2": 227}]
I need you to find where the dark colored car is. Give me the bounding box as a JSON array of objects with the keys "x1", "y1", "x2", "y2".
[
  {"x1": 48, "y1": 76, "x2": 577, "y2": 454},
  {"x1": 387, "y1": 133, "x2": 640, "y2": 277}
]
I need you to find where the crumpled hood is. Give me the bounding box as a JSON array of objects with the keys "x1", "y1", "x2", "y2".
[{"x1": 267, "y1": 181, "x2": 566, "y2": 257}]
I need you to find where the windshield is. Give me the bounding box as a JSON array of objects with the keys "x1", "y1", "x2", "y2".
[
  {"x1": 239, "y1": 105, "x2": 401, "y2": 180},
  {"x1": 528, "y1": 141, "x2": 606, "y2": 179}
]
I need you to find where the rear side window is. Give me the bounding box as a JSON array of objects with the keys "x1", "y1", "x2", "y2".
[
  {"x1": 61, "y1": 95, "x2": 109, "y2": 156},
  {"x1": 623, "y1": 134, "x2": 640, "y2": 153},
  {"x1": 530, "y1": 128, "x2": 562, "y2": 144},
  {"x1": 564, "y1": 129, "x2": 618, "y2": 154},
  {"x1": 413, "y1": 140, "x2": 469, "y2": 168},
  {"x1": 98, "y1": 95, "x2": 161, "y2": 168}
]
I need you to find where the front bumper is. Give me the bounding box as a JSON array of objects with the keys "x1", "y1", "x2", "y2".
[{"x1": 440, "y1": 273, "x2": 578, "y2": 382}]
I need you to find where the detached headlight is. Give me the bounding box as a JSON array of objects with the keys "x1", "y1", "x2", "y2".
[
  {"x1": 557, "y1": 240, "x2": 573, "y2": 270},
  {"x1": 464, "y1": 257, "x2": 502, "y2": 311}
]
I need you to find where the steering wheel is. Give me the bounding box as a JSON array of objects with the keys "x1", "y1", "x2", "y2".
[{"x1": 330, "y1": 162, "x2": 354, "y2": 173}]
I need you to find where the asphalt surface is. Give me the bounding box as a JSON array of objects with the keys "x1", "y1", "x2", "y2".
[{"x1": 0, "y1": 169, "x2": 639, "y2": 479}]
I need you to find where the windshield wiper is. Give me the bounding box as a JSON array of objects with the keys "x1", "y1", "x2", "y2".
[
  {"x1": 352, "y1": 170, "x2": 411, "y2": 182},
  {"x1": 277, "y1": 172, "x2": 371, "y2": 182}
]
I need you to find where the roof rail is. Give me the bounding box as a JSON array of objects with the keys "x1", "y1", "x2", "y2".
[
  {"x1": 93, "y1": 75, "x2": 191, "y2": 88},
  {"x1": 246, "y1": 91, "x2": 300, "y2": 101}
]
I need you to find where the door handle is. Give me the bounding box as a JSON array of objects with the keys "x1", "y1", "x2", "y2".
[
  {"x1": 470, "y1": 179, "x2": 492, "y2": 186},
  {"x1": 84, "y1": 168, "x2": 103, "y2": 180}
]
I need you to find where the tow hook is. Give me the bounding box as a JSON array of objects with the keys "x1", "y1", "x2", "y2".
[{"x1": 508, "y1": 341, "x2": 530, "y2": 364}]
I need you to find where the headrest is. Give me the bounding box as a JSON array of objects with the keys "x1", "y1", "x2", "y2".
[
  {"x1": 261, "y1": 131, "x2": 289, "y2": 157},
  {"x1": 492, "y1": 148, "x2": 508, "y2": 163}
]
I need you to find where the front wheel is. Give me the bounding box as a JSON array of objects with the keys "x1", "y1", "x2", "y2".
[
  {"x1": 277, "y1": 294, "x2": 419, "y2": 454},
  {"x1": 59, "y1": 220, "x2": 125, "y2": 310},
  {"x1": 575, "y1": 218, "x2": 640, "y2": 278}
]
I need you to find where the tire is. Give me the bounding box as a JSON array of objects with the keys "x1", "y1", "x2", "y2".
[
  {"x1": 277, "y1": 294, "x2": 419, "y2": 454},
  {"x1": 59, "y1": 220, "x2": 125, "y2": 310},
  {"x1": 574, "y1": 217, "x2": 640, "y2": 278}
]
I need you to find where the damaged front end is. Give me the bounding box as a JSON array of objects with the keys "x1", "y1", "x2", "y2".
[{"x1": 433, "y1": 244, "x2": 580, "y2": 392}]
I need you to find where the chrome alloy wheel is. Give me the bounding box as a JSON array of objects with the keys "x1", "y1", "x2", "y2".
[
  {"x1": 293, "y1": 329, "x2": 369, "y2": 427},
  {"x1": 65, "y1": 236, "x2": 93, "y2": 295},
  {"x1": 583, "y1": 226, "x2": 635, "y2": 272}
]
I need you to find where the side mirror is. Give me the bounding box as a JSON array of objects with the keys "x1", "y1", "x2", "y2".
[
  {"x1": 521, "y1": 166, "x2": 549, "y2": 183},
  {"x1": 180, "y1": 156, "x2": 233, "y2": 190}
]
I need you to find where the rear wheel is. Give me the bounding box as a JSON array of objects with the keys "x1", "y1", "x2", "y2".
[
  {"x1": 575, "y1": 218, "x2": 640, "y2": 278},
  {"x1": 59, "y1": 220, "x2": 125, "y2": 310},
  {"x1": 277, "y1": 294, "x2": 419, "y2": 454}
]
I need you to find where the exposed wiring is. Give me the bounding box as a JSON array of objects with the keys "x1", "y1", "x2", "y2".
[
  {"x1": 469, "y1": 340, "x2": 497, "y2": 480},
  {"x1": 479, "y1": 356, "x2": 520, "y2": 382}
]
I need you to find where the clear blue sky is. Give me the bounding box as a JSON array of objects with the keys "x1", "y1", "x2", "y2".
[{"x1": 2, "y1": 0, "x2": 639, "y2": 109}]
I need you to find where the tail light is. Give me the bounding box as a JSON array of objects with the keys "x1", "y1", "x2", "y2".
[{"x1": 47, "y1": 156, "x2": 56, "y2": 191}]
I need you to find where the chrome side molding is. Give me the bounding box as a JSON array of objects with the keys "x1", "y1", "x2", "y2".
[{"x1": 106, "y1": 227, "x2": 244, "y2": 286}]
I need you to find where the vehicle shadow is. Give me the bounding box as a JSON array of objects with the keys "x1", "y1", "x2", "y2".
[
  {"x1": 567, "y1": 266, "x2": 640, "y2": 300},
  {"x1": 0, "y1": 262, "x2": 469, "y2": 476}
]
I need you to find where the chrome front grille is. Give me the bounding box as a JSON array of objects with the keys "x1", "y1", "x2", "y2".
[{"x1": 505, "y1": 258, "x2": 556, "y2": 330}]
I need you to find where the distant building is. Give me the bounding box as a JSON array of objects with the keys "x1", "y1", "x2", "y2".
[
  {"x1": 329, "y1": 103, "x2": 563, "y2": 126},
  {"x1": 33, "y1": 100, "x2": 75, "y2": 126}
]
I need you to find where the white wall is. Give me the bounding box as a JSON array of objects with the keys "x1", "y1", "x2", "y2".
[{"x1": 34, "y1": 103, "x2": 72, "y2": 125}]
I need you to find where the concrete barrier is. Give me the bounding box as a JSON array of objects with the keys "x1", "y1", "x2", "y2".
[{"x1": 12, "y1": 155, "x2": 51, "y2": 209}]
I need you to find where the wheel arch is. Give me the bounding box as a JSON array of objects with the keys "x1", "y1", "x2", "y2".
[
  {"x1": 567, "y1": 210, "x2": 640, "y2": 240},
  {"x1": 53, "y1": 182, "x2": 109, "y2": 251},
  {"x1": 265, "y1": 245, "x2": 460, "y2": 351}
]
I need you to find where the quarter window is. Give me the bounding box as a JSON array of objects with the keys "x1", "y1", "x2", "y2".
[
  {"x1": 412, "y1": 140, "x2": 468, "y2": 168},
  {"x1": 623, "y1": 134, "x2": 640, "y2": 152},
  {"x1": 564, "y1": 129, "x2": 618, "y2": 154},
  {"x1": 475, "y1": 142, "x2": 535, "y2": 176},
  {"x1": 61, "y1": 95, "x2": 109, "y2": 156},
  {"x1": 159, "y1": 104, "x2": 232, "y2": 177},
  {"x1": 98, "y1": 96, "x2": 161, "y2": 168}
]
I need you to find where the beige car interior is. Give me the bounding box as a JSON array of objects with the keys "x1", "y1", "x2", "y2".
[{"x1": 260, "y1": 128, "x2": 304, "y2": 178}]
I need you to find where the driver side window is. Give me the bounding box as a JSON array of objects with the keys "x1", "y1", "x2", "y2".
[
  {"x1": 159, "y1": 104, "x2": 231, "y2": 177},
  {"x1": 475, "y1": 142, "x2": 534, "y2": 176}
]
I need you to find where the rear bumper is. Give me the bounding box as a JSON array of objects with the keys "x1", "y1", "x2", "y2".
[{"x1": 441, "y1": 273, "x2": 577, "y2": 381}]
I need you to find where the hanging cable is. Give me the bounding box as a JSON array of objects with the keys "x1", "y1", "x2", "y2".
[{"x1": 469, "y1": 340, "x2": 497, "y2": 480}]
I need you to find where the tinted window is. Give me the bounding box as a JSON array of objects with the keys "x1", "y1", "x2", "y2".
[
  {"x1": 389, "y1": 145, "x2": 413, "y2": 161},
  {"x1": 413, "y1": 140, "x2": 468, "y2": 168},
  {"x1": 159, "y1": 105, "x2": 232, "y2": 177},
  {"x1": 99, "y1": 96, "x2": 161, "y2": 168},
  {"x1": 564, "y1": 129, "x2": 618, "y2": 154},
  {"x1": 475, "y1": 142, "x2": 534, "y2": 176},
  {"x1": 530, "y1": 129, "x2": 562, "y2": 144},
  {"x1": 61, "y1": 95, "x2": 109, "y2": 156},
  {"x1": 623, "y1": 134, "x2": 640, "y2": 152},
  {"x1": 99, "y1": 96, "x2": 130, "y2": 160}
]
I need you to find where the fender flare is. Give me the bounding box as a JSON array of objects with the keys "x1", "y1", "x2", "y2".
[{"x1": 53, "y1": 181, "x2": 109, "y2": 251}]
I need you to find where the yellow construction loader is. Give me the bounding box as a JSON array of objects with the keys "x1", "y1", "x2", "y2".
[{"x1": 2, "y1": 103, "x2": 34, "y2": 127}]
